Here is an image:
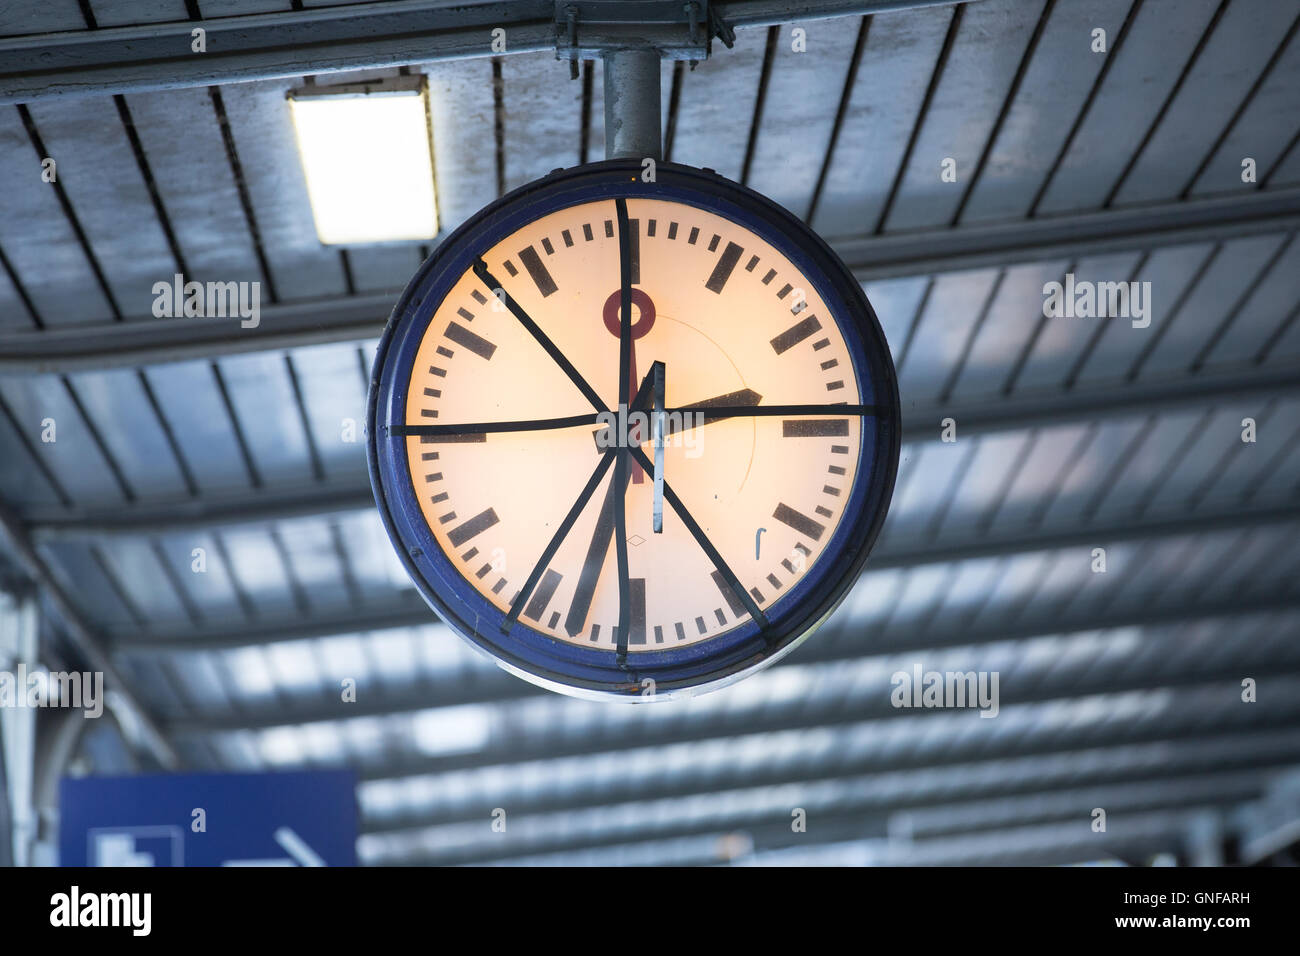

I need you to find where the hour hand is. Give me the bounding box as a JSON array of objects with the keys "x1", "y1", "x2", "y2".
[{"x1": 659, "y1": 388, "x2": 762, "y2": 437}]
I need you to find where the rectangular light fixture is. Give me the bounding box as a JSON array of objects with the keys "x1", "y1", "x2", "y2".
[{"x1": 288, "y1": 76, "x2": 438, "y2": 245}]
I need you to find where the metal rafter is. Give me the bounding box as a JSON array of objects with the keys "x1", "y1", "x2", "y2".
[
  {"x1": 0, "y1": 0, "x2": 971, "y2": 106},
  {"x1": 2, "y1": 188, "x2": 1297, "y2": 375},
  {"x1": 361, "y1": 726, "x2": 1300, "y2": 834},
  {"x1": 117, "y1": 578, "x2": 1300, "y2": 676},
  {"x1": 364, "y1": 680, "x2": 1300, "y2": 782},
  {"x1": 19, "y1": 373, "x2": 1300, "y2": 538},
  {"x1": 0, "y1": 501, "x2": 179, "y2": 768},
  {"x1": 366, "y1": 773, "x2": 1275, "y2": 865},
  {"x1": 163, "y1": 640, "x2": 1300, "y2": 735}
]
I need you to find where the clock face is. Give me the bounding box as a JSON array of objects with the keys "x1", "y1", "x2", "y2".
[{"x1": 369, "y1": 161, "x2": 899, "y2": 699}]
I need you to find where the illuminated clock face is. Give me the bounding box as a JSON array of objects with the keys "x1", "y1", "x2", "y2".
[{"x1": 369, "y1": 161, "x2": 899, "y2": 699}]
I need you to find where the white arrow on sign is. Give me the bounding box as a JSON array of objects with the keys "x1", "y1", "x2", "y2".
[{"x1": 221, "y1": 827, "x2": 326, "y2": 867}]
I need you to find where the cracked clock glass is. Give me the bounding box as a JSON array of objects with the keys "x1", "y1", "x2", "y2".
[{"x1": 368, "y1": 161, "x2": 900, "y2": 699}]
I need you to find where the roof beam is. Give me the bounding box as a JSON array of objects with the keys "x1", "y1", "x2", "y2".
[
  {"x1": 0, "y1": 0, "x2": 968, "y2": 106},
  {"x1": 108, "y1": 508, "x2": 1300, "y2": 656},
  {"x1": 372, "y1": 681, "x2": 1300, "y2": 782},
  {"x1": 842, "y1": 186, "x2": 1300, "y2": 282},
  {"x1": 406, "y1": 805, "x2": 1206, "y2": 867},
  {"x1": 162, "y1": 620, "x2": 1300, "y2": 733},
  {"x1": 868, "y1": 497, "x2": 1300, "y2": 570},
  {"x1": 0, "y1": 291, "x2": 395, "y2": 376},
  {"x1": 3, "y1": 188, "x2": 1297, "y2": 376},
  {"x1": 366, "y1": 771, "x2": 1271, "y2": 865},
  {"x1": 361, "y1": 725, "x2": 1300, "y2": 834},
  {"x1": 0, "y1": 502, "x2": 179, "y2": 768},
  {"x1": 22, "y1": 369, "x2": 1300, "y2": 537}
]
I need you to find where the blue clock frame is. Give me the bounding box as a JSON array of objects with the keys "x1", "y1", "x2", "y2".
[{"x1": 367, "y1": 160, "x2": 900, "y2": 700}]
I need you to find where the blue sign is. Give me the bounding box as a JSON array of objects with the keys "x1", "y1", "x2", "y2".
[{"x1": 60, "y1": 770, "x2": 357, "y2": 867}]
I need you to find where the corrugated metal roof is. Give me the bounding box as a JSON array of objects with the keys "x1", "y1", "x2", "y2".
[{"x1": 1, "y1": 0, "x2": 1299, "y2": 865}]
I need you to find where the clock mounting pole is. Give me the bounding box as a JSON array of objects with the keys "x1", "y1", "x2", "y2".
[
  {"x1": 603, "y1": 48, "x2": 662, "y2": 162},
  {"x1": 554, "y1": 1, "x2": 735, "y2": 162}
]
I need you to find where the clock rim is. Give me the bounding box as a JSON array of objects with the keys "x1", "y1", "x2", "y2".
[{"x1": 367, "y1": 159, "x2": 901, "y2": 700}]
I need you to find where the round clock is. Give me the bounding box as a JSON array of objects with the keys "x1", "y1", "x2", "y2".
[{"x1": 367, "y1": 160, "x2": 899, "y2": 700}]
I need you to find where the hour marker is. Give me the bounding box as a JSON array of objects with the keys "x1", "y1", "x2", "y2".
[
  {"x1": 770, "y1": 316, "x2": 823, "y2": 355},
  {"x1": 562, "y1": 229, "x2": 574, "y2": 247},
  {"x1": 774, "y1": 502, "x2": 825, "y2": 541},
  {"x1": 708, "y1": 234, "x2": 720, "y2": 252},
  {"x1": 711, "y1": 569, "x2": 747, "y2": 618},
  {"x1": 541, "y1": 237, "x2": 554, "y2": 255},
  {"x1": 518, "y1": 246, "x2": 558, "y2": 297},
  {"x1": 688, "y1": 226, "x2": 699, "y2": 245},
  {"x1": 445, "y1": 321, "x2": 497, "y2": 360},
  {"x1": 705, "y1": 241, "x2": 744, "y2": 294},
  {"x1": 782, "y1": 418, "x2": 848, "y2": 438},
  {"x1": 628, "y1": 578, "x2": 647, "y2": 645},
  {"x1": 523, "y1": 569, "x2": 564, "y2": 622},
  {"x1": 502, "y1": 260, "x2": 518, "y2": 277},
  {"x1": 628, "y1": 219, "x2": 641, "y2": 285},
  {"x1": 425, "y1": 432, "x2": 486, "y2": 444},
  {"x1": 448, "y1": 508, "x2": 500, "y2": 547},
  {"x1": 457, "y1": 307, "x2": 474, "y2": 321}
]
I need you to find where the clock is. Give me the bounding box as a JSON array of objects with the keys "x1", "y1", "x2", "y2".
[{"x1": 367, "y1": 160, "x2": 899, "y2": 700}]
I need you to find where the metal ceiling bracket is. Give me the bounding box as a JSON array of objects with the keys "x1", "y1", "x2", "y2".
[{"x1": 554, "y1": 1, "x2": 726, "y2": 75}]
